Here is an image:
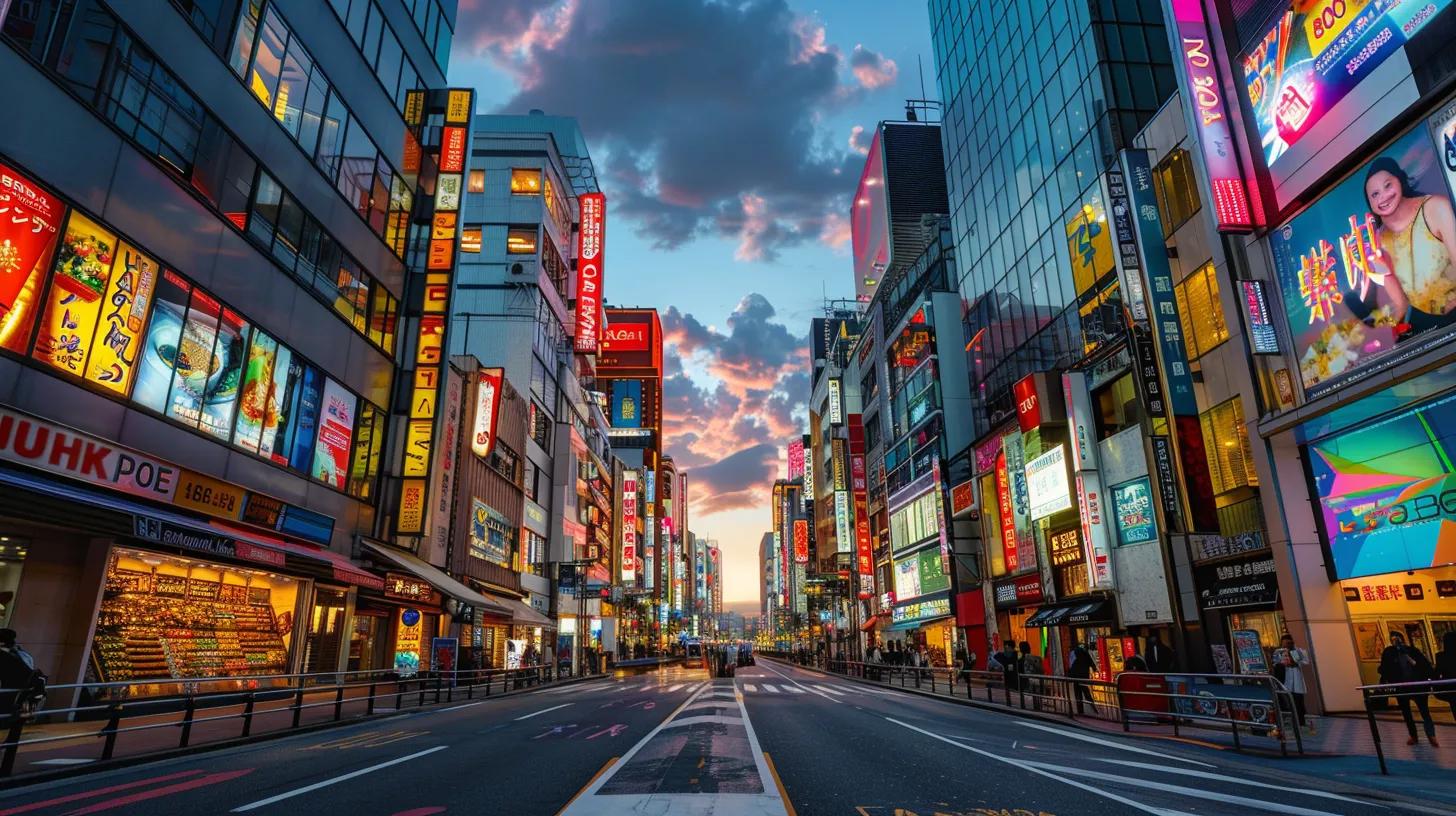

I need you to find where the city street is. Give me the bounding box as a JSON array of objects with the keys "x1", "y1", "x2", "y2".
[{"x1": 0, "y1": 663, "x2": 1444, "y2": 816}]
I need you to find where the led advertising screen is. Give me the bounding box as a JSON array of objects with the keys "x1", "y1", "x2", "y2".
[
  {"x1": 892, "y1": 548, "x2": 952, "y2": 601},
  {"x1": 313, "y1": 377, "x2": 356, "y2": 489},
  {"x1": 131, "y1": 270, "x2": 192, "y2": 414},
  {"x1": 851, "y1": 128, "x2": 889, "y2": 303},
  {"x1": 611, "y1": 379, "x2": 642, "y2": 428},
  {"x1": 32, "y1": 212, "x2": 117, "y2": 376},
  {"x1": 1240, "y1": 0, "x2": 1451, "y2": 167},
  {"x1": 0, "y1": 164, "x2": 62, "y2": 353},
  {"x1": 83, "y1": 243, "x2": 158, "y2": 395},
  {"x1": 1111, "y1": 477, "x2": 1158, "y2": 546},
  {"x1": 1025, "y1": 445, "x2": 1074, "y2": 519},
  {"x1": 1309, "y1": 392, "x2": 1456, "y2": 579},
  {"x1": 1268, "y1": 120, "x2": 1456, "y2": 396}
]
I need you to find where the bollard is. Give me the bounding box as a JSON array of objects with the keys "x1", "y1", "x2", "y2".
[
  {"x1": 179, "y1": 696, "x2": 197, "y2": 747},
  {"x1": 241, "y1": 693, "x2": 257, "y2": 738},
  {"x1": 367, "y1": 680, "x2": 378, "y2": 715},
  {"x1": 292, "y1": 685, "x2": 306, "y2": 728},
  {"x1": 334, "y1": 684, "x2": 346, "y2": 721}
]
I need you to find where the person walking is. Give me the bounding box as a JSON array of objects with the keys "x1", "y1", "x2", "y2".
[
  {"x1": 1067, "y1": 643, "x2": 1096, "y2": 715},
  {"x1": 1435, "y1": 631, "x2": 1456, "y2": 721},
  {"x1": 955, "y1": 644, "x2": 971, "y2": 690},
  {"x1": 1145, "y1": 633, "x2": 1175, "y2": 673},
  {"x1": 0, "y1": 629, "x2": 41, "y2": 719},
  {"x1": 1019, "y1": 641, "x2": 1044, "y2": 707},
  {"x1": 1273, "y1": 634, "x2": 1314, "y2": 735},
  {"x1": 1379, "y1": 632, "x2": 1439, "y2": 746}
]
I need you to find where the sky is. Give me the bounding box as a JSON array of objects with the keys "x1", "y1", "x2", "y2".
[{"x1": 449, "y1": 0, "x2": 933, "y2": 615}]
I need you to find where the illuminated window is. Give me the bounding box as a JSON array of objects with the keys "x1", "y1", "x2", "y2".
[
  {"x1": 460, "y1": 228, "x2": 482, "y2": 253},
  {"x1": 1199, "y1": 397, "x2": 1258, "y2": 495},
  {"x1": 507, "y1": 228, "x2": 537, "y2": 254},
  {"x1": 467, "y1": 169, "x2": 484, "y2": 193},
  {"x1": 510, "y1": 168, "x2": 541, "y2": 194},
  {"x1": 1174, "y1": 261, "x2": 1228, "y2": 359},
  {"x1": 1153, "y1": 149, "x2": 1201, "y2": 237}
]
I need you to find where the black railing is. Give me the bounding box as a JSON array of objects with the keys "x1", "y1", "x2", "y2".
[{"x1": 1358, "y1": 677, "x2": 1456, "y2": 775}]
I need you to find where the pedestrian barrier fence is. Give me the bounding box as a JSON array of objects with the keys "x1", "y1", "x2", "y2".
[
  {"x1": 0, "y1": 664, "x2": 589, "y2": 778},
  {"x1": 766, "y1": 652, "x2": 1305, "y2": 756},
  {"x1": 1358, "y1": 677, "x2": 1456, "y2": 775}
]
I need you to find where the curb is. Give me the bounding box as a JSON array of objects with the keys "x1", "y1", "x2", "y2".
[
  {"x1": 1, "y1": 673, "x2": 608, "y2": 789},
  {"x1": 762, "y1": 658, "x2": 1456, "y2": 814}
]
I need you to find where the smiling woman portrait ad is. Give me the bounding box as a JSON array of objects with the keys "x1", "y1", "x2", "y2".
[{"x1": 1269, "y1": 115, "x2": 1456, "y2": 396}]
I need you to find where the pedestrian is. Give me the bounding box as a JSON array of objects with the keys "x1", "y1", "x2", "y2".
[
  {"x1": 1145, "y1": 633, "x2": 1175, "y2": 673},
  {"x1": 1272, "y1": 633, "x2": 1314, "y2": 734},
  {"x1": 1067, "y1": 643, "x2": 1096, "y2": 714},
  {"x1": 1435, "y1": 631, "x2": 1456, "y2": 720},
  {"x1": 1019, "y1": 641, "x2": 1044, "y2": 705},
  {"x1": 996, "y1": 640, "x2": 1019, "y2": 691},
  {"x1": 1380, "y1": 632, "x2": 1439, "y2": 746},
  {"x1": 1123, "y1": 652, "x2": 1148, "y2": 672},
  {"x1": 0, "y1": 629, "x2": 41, "y2": 719},
  {"x1": 955, "y1": 644, "x2": 970, "y2": 689}
]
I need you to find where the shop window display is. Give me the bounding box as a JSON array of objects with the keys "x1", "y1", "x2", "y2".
[{"x1": 93, "y1": 549, "x2": 300, "y2": 688}]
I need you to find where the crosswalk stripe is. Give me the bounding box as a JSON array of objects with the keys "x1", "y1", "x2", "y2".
[
  {"x1": 742, "y1": 683, "x2": 757, "y2": 692},
  {"x1": 666, "y1": 684, "x2": 684, "y2": 692},
  {"x1": 762, "y1": 683, "x2": 780, "y2": 693},
  {"x1": 814, "y1": 685, "x2": 846, "y2": 696},
  {"x1": 784, "y1": 686, "x2": 804, "y2": 694}
]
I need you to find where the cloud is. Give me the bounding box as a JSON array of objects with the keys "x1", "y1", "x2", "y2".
[
  {"x1": 457, "y1": 0, "x2": 875, "y2": 261},
  {"x1": 848, "y1": 124, "x2": 870, "y2": 155},
  {"x1": 849, "y1": 44, "x2": 899, "y2": 89},
  {"x1": 659, "y1": 295, "x2": 809, "y2": 515}
]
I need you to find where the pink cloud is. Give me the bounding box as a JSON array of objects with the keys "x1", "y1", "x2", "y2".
[{"x1": 849, "y1": 44, "x2": 898, "y2": 90}]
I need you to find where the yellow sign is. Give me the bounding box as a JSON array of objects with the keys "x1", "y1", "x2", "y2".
[
  {"x1": 84, "y1": 242, "x2": 158, "y2": 394},
  {"x1": 173, "y1": 470, "x2": 247, "y2": 521},
  {"x1": 33, "y1": 212, "x2": 118, "y2": 377},
  {"x1": 403, "y1": 419, "x2": 433, "y2": 477},
  {"x1": 445, "y1": 90, "x2": 472, "y2": 124},
  {"x1": 1065, "y1": 200, "x2": 1113, "y2": 297},
  {"x1": 404, "y1": 91, "x2": 425, "y2": 127},
  {"x1": 410, "y1": 368, "x2": 438, "y2": 419},
  {"x1": 397, "y1": 478, "x2": 427, "y2": 533},
  {"x1": 1305, "y1": 0, "x2": 1371, "y2": 56}
]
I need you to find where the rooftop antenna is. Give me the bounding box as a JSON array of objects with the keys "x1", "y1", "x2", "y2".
[{"x1": 918, "y1": 54, "x2": 927, "y2": 102}]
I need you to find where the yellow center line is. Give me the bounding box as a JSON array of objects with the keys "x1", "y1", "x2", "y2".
[
  {"x1": 556, "y1": 756, "x2": 617, "y2": 815},
  {"x1": 763, "y1": 752, "x2": 797, "y2": 816}
]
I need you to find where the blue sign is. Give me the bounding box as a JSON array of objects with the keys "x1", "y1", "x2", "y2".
[
  {"x1": 1111, "y1": 477, "x2": 1157, "y2": 546},
  {"x1": 1121, "y1": 150, "x2": 1198, "y2": 416},
  {"x1": 611, "y1": 379, "x2": 642, "y2": 428}
]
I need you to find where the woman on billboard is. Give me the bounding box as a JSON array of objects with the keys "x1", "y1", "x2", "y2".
[{"x1": 1356, "y1": 156, "x2": 1456, "y2": 332}]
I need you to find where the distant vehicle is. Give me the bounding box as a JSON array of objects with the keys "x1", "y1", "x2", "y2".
[{"x1": 685, "y1": 640, "x2": 705, "y2": 669}]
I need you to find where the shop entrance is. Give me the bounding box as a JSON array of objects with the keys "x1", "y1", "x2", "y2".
[{"x1": 1341, "y1": 566, "x2": 1456, "y2": 686}]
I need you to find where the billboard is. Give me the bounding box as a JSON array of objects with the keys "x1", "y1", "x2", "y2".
[
  {"x1": 1111, "y1": 477, "x2": 1158, "y2": 546},
  {"x1": 574, "y1": 192, "x2": 605, "y2": 353},
  {"x1": 1171, "y1": 0, "x2": 1253, "y2": 231},
  {"x1": 313, "y1": 377, "x2": 356, "y2": 489},
  {"x1": 1268, "y1": 119, "x2": 1456, "y2": 397},
  {"x1": 611, "y1": 379, "x2": 642, "y2": 428},
  {"x1": 1309, "y1": 392, "x2": 1456, "y2": 580},
  {"x1": 787, "y1": 438, "x2": 805, "y2": 480},
  {"x1": 1025, "y1": 445, "x2": 1073, "y2": 520},
  {"x1": 793, "y1": 518, "x2": 809, "y2": 564},
  {"x1": 621, "y1": 470, "x2": 638, "y2": 581},
  {"x1": 0, "y1": 162, "x2": 63, "y2": 353},
  {"x1": 1241, "y1": 0, "x2": 1452, "y2": 168},
  {"x1": 851, "y1": 127, "x2": 889, "y2": 303},
  {"x1": 892, "y1": 547, "x2": 952, "y2": 601}
]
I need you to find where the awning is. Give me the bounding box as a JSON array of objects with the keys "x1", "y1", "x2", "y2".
[
  {"x1": 0, "y1": 467, "x2": 380, "y2": 586},
  {"x1": 362, "y1": 540, "x2": 510, "y2": 615},
  {"x1": 1024, "y1": 604, "x2": 1072, "y2": 628},
  {"x1": 499, "y1": 596, "x2": 554, "y2": 628},
  {"x1": 1024, "y1": 599, "x2": 1115, "y2": 628}
]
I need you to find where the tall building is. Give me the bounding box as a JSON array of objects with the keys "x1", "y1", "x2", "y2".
[{"x1": 0, "y1": 0, "x2": 464, "y2": 687}]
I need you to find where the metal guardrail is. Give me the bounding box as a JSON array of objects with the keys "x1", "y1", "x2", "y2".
[
  {"x1": 0, "y1": 664, "x2": 580, "y2": 777},
  {"x1": 1358, "y1": 677, "x2": 1456, "y2": 775},
  {"x1": 765, "y1": 652, "x2": 1304, "y2": 755}
]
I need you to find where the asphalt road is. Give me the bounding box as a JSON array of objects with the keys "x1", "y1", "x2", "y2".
[{"x1": 0, "y1": 661, "x2": 1443, "y2": 816}]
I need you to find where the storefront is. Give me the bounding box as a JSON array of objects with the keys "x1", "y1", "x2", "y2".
[
  {"x1": 1185, "y1": 534, "x2": 1281, "y2": 675},
  {"x1": 1341, "y1": 566, "x2": 1456, "y2": 686},
  {"x1": 991, "y1": 573, "x2": 1045, "y2": 655},
  {"x1": 890, "y1": 593, "x2": 954, "y2": 665}
]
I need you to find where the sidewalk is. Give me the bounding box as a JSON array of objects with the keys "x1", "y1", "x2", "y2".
[{"x1": 769, "y1": 658, "x2": 1456, "y2": 804}]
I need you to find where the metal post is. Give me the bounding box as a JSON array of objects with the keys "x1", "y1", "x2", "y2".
[
  {"x1": 334, "y1": 684, "x2": 346, "y2": 721},
  {"x1": 100, "y1": 704, "x2": 124, "y2": 760},
  {"x1": 179, "y1": 696, "x2": 197, "y2": 747},
  {"x1": 241, "y1": 693, "x2": 257, "y2": 738},
  {"x1": 292, "y1": 686, "x2": 306, "y2": 728},
  {"x1": 367, "y1": 680, "x2": 378, "y2": 715},
  {"x1": 1365, "y1": 691, "x2": 1388, "y2": 775}
]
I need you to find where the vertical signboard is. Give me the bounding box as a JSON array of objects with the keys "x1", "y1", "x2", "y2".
[
  {"x1": 1170, "y1": 0, "x2": 1254, "y2": 232},
  {"x1": 425, "y1": 368, "x2": 464, "y2": 564},
  {"x1": 1001, "y1": 432, "x2": 1036, "y2": 571},
  {"x1": 471, "y1": 367, "x2": 503, "y2": 458},
  {"x1": 1063, "y1": 371, "x2": 1114, "y2": 588},
  {"x1": 1105, "y1": 166, "x2": 1149, "y2": 324},
  {"x1": 395, "y1": 89, "x2": 473, "y2": 538},
  {"x1": 849, "y1": 414, "x2": 874, "y2": 588},
  {"x1": 827, "y1": 378, "x2": 843, "y2": 424},
  {"x1": 793, "y1": 518, "x2": 809, "y2": 564},
  {"x1": 574, "y1": 193, "x2": 605, "y2": 353},
  {"x1": 621, "y1": 470, "x2": 638, "y2": 582},
  {"x1": 787, "y1": 438, "x2": 805, "y2": 480}
]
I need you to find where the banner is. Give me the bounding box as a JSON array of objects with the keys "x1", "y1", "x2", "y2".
[
  {"x1": 574, "y1": 193, "x2": 605, "y2": 352},
  {"x1": 471, "y1": 367, "x2": 503, "y2": 458}
]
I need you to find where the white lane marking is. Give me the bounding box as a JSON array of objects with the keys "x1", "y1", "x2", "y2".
[
  {"x1": 762, "y1": 683, "x2": 780, "y2": 694},
  {"x1": 665, "y1": 684, "x2": 685, "y2": 692},
  {"x1": 743, "y1": 683, "x2": 758, "y2": 692},
  {"x1": 1021, "y1": 760, "x2": 1342, "y2": 816},
  {"x1": 1089, "y1": 759, "x2": 1380, "y2": 806},
  {"x1": 814, "y1": 685, "x2": 846, "y2": 696},
  {"x1": 885, "y1": 717, "x2": 1178, "y2": 816},
  {"x1": 1014, "y1": 721, "x2": 1215, "y2": 768},
  {"x1": 438, "y1": 701, "x2": 484, "y2": 712},
  {"x1": 231, "y1": 746, "x2": 448, "y2": 812},
  {"x1": 568, "y1": 685, "x2": 710, "y2": 795},
  {"x1": 757, "y1": 661, "x2": 841, "y2": 705},
  {"x1": 514, "y1": 703, "x2": 573, "y2": 721},
  {"x1": 32, "y1": 758, "x2": 94, "y2": 766}
]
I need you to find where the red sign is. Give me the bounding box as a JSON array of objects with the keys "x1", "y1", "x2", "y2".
[
  {"x1": 573, "y1": 193, "x2": 605, "y2": 353},
  {"x1": 1013, "y1": 374, "x2": 1041, "y2": 433},
  {"x1": 601, "y1": 323, "x2": 648, "y2": 351},
  {"x1": 950, "y1": 480, "x2": 976, "y2": 516},
  {"x1": 849, "y1": 414, "x2": 874, "y2": 585},
  {"x1": 621, "y1": 471, "x2": 638, "y2": 581},
  {"x1": 440, "y1": 126, "x2": 467, "y2": 174},
  {"x1": 995, "y1": 451, "x2": 1018, "y2": 572},
  {"x1": 0, "y1": 163, "x2": 62, "y2": 352},
  {"x1": 793, "y1": 518, "x2": 809, "y2": 564},
  {"x1": 471, "y1": 368, "x2": 503, "y2": 459}
]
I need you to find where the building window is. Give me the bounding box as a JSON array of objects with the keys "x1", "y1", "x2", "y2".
[
  {"x1": 1153, "y1": 149, "x2": 1201, "y2": 237},
  {"x1": 507, "y1": 228, "x2": 538, "y2": 254},
  {"x1": 1092, "y1": 373, "x2": 1143, "y2": 441},
  {"x1": 461, "y1": 228, "x2": 482, "y2": 253},
  {"x1": 467, "y1": 169, "x2": 485, "y2": 193},
  {"x1": 510, "y1": 168, "x2": 542, "y2": 194},
  {"x1": 1174, "y1": 261, "x2": 1228, "y2": 359},
  {"x1": 1200, "y1": 397, "x2": 1258, "y2": 495}
]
